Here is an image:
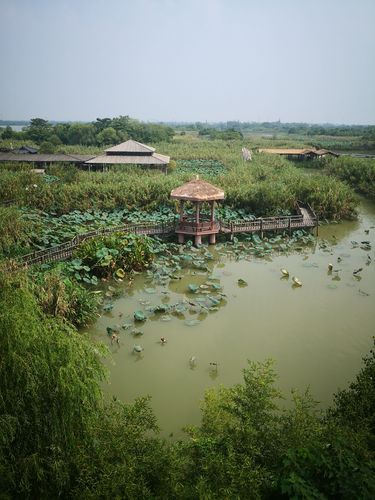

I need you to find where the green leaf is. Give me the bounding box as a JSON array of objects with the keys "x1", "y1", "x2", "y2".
[{"x1": 134, "y1": 310, "x2": 146, "y2": 321}]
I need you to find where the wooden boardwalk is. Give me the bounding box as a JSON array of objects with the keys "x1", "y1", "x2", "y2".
[
  {"x1": 21, "y1": 202, "x2": 317, "y2": 266},
  {"x1": 220, "y1": 202, "x2": 317, "y2": 235},
  {"x1": 21, "y1": 221, "x2": 176, "y2": 266}
]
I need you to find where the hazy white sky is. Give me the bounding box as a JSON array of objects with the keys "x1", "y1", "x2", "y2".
[{"x1": 0, "y1": 0, "x2": 374, "y2": 124}]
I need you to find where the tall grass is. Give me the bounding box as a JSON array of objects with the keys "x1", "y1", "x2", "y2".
[
  {"x1": 0, "y1": 140, "x2": 359, "y2": 219},
  {"x1": 323, "y1": 156, "x2": 375, "y2": 198}
]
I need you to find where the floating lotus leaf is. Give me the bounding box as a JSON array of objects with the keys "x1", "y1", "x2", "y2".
[
  {"x1": 133, "y1": 345, "x2": 143, "y2": 353},
  {"x1": 103, "y1": 303, "x2": 114, "y2": 312},
  {"x1": 327, "y1": 284, "x2": 338, "y2": 289},
  {"x1": 208, "y1": 296, "x2": 220, "y2": 306},
  {"x1": 211, "y1": 283, "x2": 222, "y2": 290},
  {"x1": 134, "y1": 310, "x2": 146, "y2": 321},
  {"x1": 122, "y1": 323, "x2": 132, "y2": 330},
  {"x1": 184, "y1": 319, "x2": 200, "y2": 327},
  {"x1": 160, "y1": 315, "x2": 172, "y2": 322},
  {"x1": 144, "y1": 287, "x2": 156, "y2": 294},
  {"x1": 188, "y1": 284, "x2": 199, "y2": 293},
  {"x1": 174, "y1": 303, "x2": 187, "y2": 314},
  {"x1": 237, "y1": 278, "x2": 248, "y2": 286},
  {"x1": 131, "y1": 329, "x2": 143, "y2": 336},
  {"x1": 153, "y1": 304, "x2": 169, "y2": 313},
  {"x1": 292, "y1": 276, "x2": 302, "y2": 286}
]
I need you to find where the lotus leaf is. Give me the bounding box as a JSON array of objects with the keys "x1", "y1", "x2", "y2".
[
  {"x1": 153, "y1": 304, "x2": 169, "y2": 313},
  {"x1": 115, "y1": 268, "x2": 125, "y2": 278},
  {"x1": 131, "y1": 329, "x2": 143, "y2": 336},
  {"x1": 237, "y1": 278, "x2": 248, "y2": 286},
  {"x1": 188, "y1": 284, "x2": 199, "y2": 293},
  {"x1": 134, "y1": 310, "x2": 146, "y2": 321},
  {"x1": 184, "y1": 319, "x2": 200, "y2": 327},
  {"x1": 208, "y1": 296, "x2": 220, "y2": 306}
]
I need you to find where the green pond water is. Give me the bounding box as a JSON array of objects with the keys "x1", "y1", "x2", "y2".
[{"x1": 88, "y1": 199, "x2": 375, "y2": 438}]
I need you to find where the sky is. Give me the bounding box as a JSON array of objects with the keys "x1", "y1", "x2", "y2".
[{"x1": 0, "y1": 0, "x2": 374, "y2": 124}]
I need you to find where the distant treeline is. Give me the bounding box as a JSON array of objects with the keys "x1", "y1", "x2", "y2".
[
  {"x1": 171, "y1": 120, "x2": 375, "y2": 136},
  {"x1": 0, "y1": 116, "x2": 175, "y2": 151}
]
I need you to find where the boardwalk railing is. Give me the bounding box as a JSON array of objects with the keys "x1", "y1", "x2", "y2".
[
  {"x1": 221, "y1": 201, "x2": 317, "y2": 234},
  {"x1": 21, "y1": 202, "x2": 317, "y2": 266},
  {"x1": 22, "y1": 220, "x2": 176, "y2": 266}
]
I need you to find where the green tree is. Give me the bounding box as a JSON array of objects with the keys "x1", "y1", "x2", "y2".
[
  {"x1": 0, "y1": 269, "x2": 106, "y2": 497},
  {"x1": 1, "y1": 126, "x2": 14, "y2": 140},
  {"x1": 39, "y1": 141, "x2": 56, "y2": 153},
  {"x1": 96, "y1": 126, "x2": 119, "y2": 146},
  {"x1": 25, "y1": 118, "x2": 53, "y2": 143}
]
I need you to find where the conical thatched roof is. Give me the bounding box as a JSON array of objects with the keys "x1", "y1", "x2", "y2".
[{"x1": 171, "y1": 177, "x2": 224, "y2": 202}]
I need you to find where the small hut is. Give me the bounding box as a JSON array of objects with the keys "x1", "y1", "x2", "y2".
[
  {"x1": 171, "y1": 177, "x2": 224, "y2": 245},
  {"x1": 84, "y1": 139, "x2": 170, "y2": 172}
]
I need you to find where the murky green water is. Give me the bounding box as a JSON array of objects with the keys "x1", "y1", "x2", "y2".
[{"x1": 88, "y1": 199, "x2": 375, "y2": 437}]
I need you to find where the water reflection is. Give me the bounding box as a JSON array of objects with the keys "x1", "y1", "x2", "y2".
[{"x1": 87, "y1": 199, "x2": 375, "y2": 437}]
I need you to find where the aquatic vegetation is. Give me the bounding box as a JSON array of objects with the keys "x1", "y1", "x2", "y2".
[
  {"x1": 292, "y1": 276, "x2": 302, "y2": 287},
  {"x1": 175, "y1": 159, "x2": 226, "y2": 177},
  {"x1": 237, "y1": 278, "x2": 248, "y2": 286},
  {"x1": 134, "y1": 310, "x2": 146, "y2": 322},
  {"x1": 74, "y1": 233, "x2": 156, "y2": 278}
]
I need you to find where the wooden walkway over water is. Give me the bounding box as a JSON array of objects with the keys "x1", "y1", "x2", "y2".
[{"x1": 21, "y1": 202, "x2": 317, "y2": 266}]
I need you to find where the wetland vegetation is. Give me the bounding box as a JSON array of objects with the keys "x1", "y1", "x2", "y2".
[{"x1": 1, "y1": 123, "x2": 375, "y2": 498}]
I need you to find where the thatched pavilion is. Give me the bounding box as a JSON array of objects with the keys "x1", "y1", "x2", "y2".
[
  {"x1": 84, "y1": 139, "x2": 170, "y2": 171},
  {"x1": 171, "y1": 176, "x2": 224, "y2": 245}
]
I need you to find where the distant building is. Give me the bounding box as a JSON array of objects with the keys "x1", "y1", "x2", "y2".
[
  {"x1": 0, "y1": 152, "x2": 94, "y2": 167},
  {"x1": 84, "y1": 139, "x2": 170, "y2": 172},
  {"x1": 14, "y1": 145, "x2": 38, "y2": 154},
  {"x1": 258, "y1": 148, "x2": 339, "y2": 160}
]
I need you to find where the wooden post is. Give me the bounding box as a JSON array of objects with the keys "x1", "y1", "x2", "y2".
[
  {"x1": 210, "y1": 201, "x2": 215, "y2": 229},
  {"x1": 179, "y1": 200, "x2": 185, "y2": 221},
  {"x1": 209, "y1": 233, "x2": 216, "y2": 244},
  {"x1": 288, "y1": 217, "x2": 291, "y2": 236},
  {"x1": 260, "y1": 218, "x2": 263, "y2": 239}
]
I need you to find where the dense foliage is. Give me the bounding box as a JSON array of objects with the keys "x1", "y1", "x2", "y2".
[
  {"x1": 0, "y1": 269, "x2": 172, "y2": 498},
  {"x1": 1, "y1": 267, "x2": 374, "y2": 498},
  {"x1": 0, "y1": 138, "x2": 359, "y2": 220},
  {"x1": 74, "y1": 233, "x2": 156, "y2": 278},
  {"x1": 323, "y1": 156, "x2": 375, "y2": 198},
  {"x1": 0, "y1": 116, "x2": 174, "y2": 149}
]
